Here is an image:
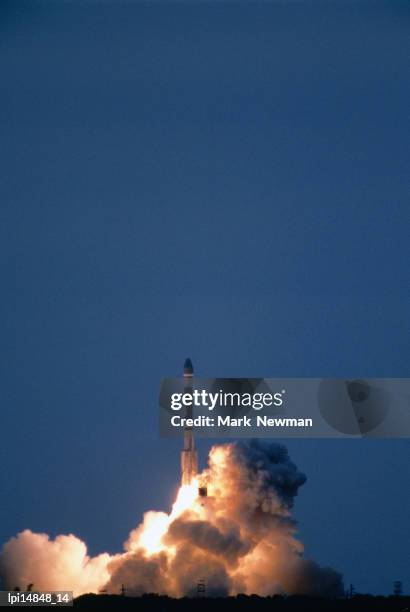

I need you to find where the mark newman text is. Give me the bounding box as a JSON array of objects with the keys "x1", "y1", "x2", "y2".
[{"x1": 171, "y1": 416, "x2": 313, "y2": 428}]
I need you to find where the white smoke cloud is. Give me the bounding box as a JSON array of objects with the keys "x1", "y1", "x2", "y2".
[
  {"x1": 0, "y1": 441, "x2": 343, "y2": 598},
  {"x1": 0, "y1": 530, "x2": 112, "y2": 594}
]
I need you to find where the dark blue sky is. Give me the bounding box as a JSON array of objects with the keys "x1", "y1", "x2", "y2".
[{"x1": 1, "y1": 0, "x2": 409, "y2": 596}]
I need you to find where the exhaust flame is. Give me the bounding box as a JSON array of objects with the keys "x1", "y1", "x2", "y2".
[
  {"x1": 0, "y1": 442, "x2": 343, "y2": 599},
  {"x1": 130, "y1": 481, "x2": 199, "y2": 556},
  {"x1": 171, "y1": 481, "x2": 199, "y2": 518}
]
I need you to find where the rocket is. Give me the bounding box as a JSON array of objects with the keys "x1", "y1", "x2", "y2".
[{"x1": 180, "y1": 358, "x2": 198, "y2": 486}]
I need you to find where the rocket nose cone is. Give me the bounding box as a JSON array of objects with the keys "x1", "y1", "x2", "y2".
[{"x1": 184, "y1": 358, "x2": 194, "y2": 376}]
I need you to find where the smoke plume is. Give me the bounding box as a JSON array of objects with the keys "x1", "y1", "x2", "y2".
[{"x1": 0, "y1": 441, "x2": 343, "y2": 598}]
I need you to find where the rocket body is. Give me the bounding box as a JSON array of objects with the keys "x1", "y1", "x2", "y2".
[
  {"x1": 181, "y1": 429, "x2": 198, "y2": 486},
  {"x1": 180, "y1": 358, "x2": 198, "y2": 486}
]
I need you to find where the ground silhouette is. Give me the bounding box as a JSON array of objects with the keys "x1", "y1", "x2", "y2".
[{"x1": 74, "y1": 593, "x2": 409, "y2": 611}]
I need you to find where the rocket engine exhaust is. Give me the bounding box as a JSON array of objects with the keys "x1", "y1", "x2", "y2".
[{"x1": 0, "y1": 360, "x2": 344, "y2": 599}]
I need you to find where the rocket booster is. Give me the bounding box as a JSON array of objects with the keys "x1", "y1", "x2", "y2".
[{"x1": 180, "y1": 358, "x2": 198, "y2": 486}]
